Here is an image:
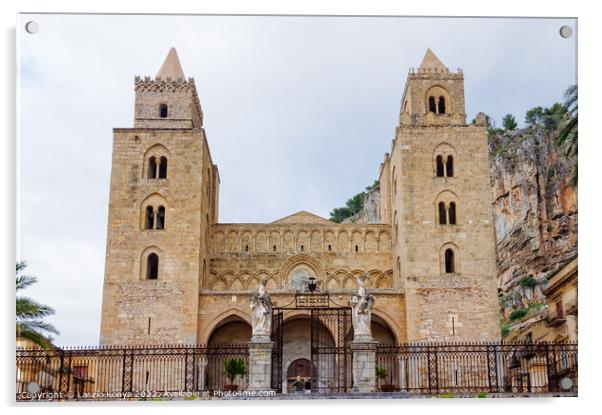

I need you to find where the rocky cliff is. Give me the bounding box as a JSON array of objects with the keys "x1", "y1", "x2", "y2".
[
  {"x1": 341, "y1": 186, "x2": 381, "y2": 224},
  {"x1": 489, "y1": 127, "x2": 577, "y2": 319}
]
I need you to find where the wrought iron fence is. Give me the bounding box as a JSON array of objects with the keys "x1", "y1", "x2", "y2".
[
  {"x1": 16, "y1": 341, "x2": 577, "y2": 400},
  {"x1": 375, "y1": 342, "x2": 577, "y2": 395},
  {"x1": 16, "y1": 344, "x2": 249, "y2": 401}
]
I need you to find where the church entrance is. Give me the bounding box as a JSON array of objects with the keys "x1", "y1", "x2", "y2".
[{"x1": 271, "y1": 294, "x2": 352, "y2": 393}]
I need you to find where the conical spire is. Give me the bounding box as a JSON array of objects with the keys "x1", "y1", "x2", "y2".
[
  {"x1": 419, "y1": 48, "x2": 447, "y2": 71},
  {"x1": 156, "y1": 47, "x2": 185, "y2": 80}
]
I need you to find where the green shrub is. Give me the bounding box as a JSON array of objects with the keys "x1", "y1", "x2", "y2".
[
  {"x1": 509, "y1": 308, "x2": 529, "y2": 321},
  {"x1": 477, "y1": 392, "x2": 488, "y2": 398},
  {"x1": 501, "y1": 323, "x2": 510, "y2": 337},
  {"x1": 519, "y1": 275, "x2": 538, "y2": 288},
  {"x1": 223, "y1": 358, "x2": 247, "y2": 383}
]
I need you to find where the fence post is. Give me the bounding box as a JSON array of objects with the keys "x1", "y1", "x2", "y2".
[
  {"x1": 545, "y1": 343, "x2": 558, "y2": 392},
  {"x1": 487, "y1": 344, "x2": 499, "y2": 393},
  {"x1": 122, "y1": 348, "x2": 133, "y2": 395}
]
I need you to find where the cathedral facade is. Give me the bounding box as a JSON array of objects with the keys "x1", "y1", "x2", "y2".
[{"x1": 99, "y1": 48, "x2": 500, "y2": 351}]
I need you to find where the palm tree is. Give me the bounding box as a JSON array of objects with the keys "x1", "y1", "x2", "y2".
[
  {"x1": 16, "y1": 261, "x2": 58, "y2": 349},
  {"x1": 555, "y1": 84, "x2": 578, "y2": 185},
  {"x1": 556, "y1": 84, "x2": 578, "y2": 157}
]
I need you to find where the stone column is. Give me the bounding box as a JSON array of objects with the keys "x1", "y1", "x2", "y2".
[
  {"x1": 350, "y1": 339, "x2": 378, "y2": 393},
  {"x1": 247, "y1": 338, "x2": 273, "y2": 391}
]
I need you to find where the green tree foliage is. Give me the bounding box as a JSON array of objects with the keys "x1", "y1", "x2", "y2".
[
  {"x1": 556, "y1": 84, "x2": 578, "y2": 159},
  {"x1": 329, "y1": 181, "x2": 379, "y2": 223},
  {"x1": 223, "y1": 358, "x2": 247, "y2": 383},
  {"x1": 502, "y1": 114, "x2": 518, "y2": 131},
  {"x1": 508, "y1": 308, "x2": 528, "y2": 322},
  {"x1": 16, "y1": 261, "x2": 58, "y2": 349},
  {"x1": 525, "y1": 106, "x2": 545, "y2": 127}
]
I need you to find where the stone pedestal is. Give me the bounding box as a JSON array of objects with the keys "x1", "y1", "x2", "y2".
[
  {"x1": 350, "y1": 339, "x2": 378, "y2": 393},
  {"x1": 247, "y1": 338, "x2": 273, "y2": 391}
]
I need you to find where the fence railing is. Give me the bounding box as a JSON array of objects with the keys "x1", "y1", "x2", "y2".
[
  {"x1": 16, "y1": 341, "x2": 577, "y2": 400},
  {"x1": 16, "y1": 344, "x2": 249, "y2": 401},
  {"x1": 375, "y1": 342, "x2": 577, "y2": 395}
]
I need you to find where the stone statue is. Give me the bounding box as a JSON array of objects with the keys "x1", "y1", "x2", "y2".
[
  {"x1": 350, "y1": 275, "x2": 375, "y2": 341},
  {"x1": 250, "y1": 279, "x2": 272, "y2": 341}
]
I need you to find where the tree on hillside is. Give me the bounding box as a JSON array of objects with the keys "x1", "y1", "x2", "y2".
[
  {"x1": 502, "y1": 114, "x2": 517, "y2": 131},
  {"x1": 525, "y1": 106, "x2": 545, "y2": 127},
  {"x1": 16, "y1": 261, "x2": 58, "y2": 349}
]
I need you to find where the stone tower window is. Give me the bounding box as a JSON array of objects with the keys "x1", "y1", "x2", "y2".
[
  {"x1": 158, "y1": 157, "x2": 168, "y2": 179},
  {"x1": 156, "y1": 206, "x2": 165, "y2": 230},
  {"x1": 436, "y1": 155, "x2": 444, "y2": 177},
  {"x1": 147, "y1": 253, "x2": 159, "y2": 279},
  {"x1": 145, "y1": 206, "x2": 154, "y2": 229},
  {"x1": 438, "y1": 202, "x2": 447, "y2": 225},
  {"x1": 444, "y1": 249, "x2": 455, "y2": 274},
  {"x1": 446, "y1": 156, "x2": 454, "y2": 177},
  {"x1": 428, "y1": 96, "x2": 437, "y2": 113},
  {"x1": 159, "y1": 103, "x2": 168, "y2": 118},
  {"x1": 438, "y1": 96, "x2": 446, "y2": 114},
  {"x1": 148, "y1": 157, "x2": 157, "y2": 179},
  {"x1": 448, "y1": 202, "x2": 457, "y2": 225}
]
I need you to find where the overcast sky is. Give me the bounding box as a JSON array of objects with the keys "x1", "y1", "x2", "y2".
[{"x1": 17, "y1": 14, "x2": 576, "y2": 345}]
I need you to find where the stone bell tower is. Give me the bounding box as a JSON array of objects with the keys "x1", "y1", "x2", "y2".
[
  {"x1": 381, "y1": 49, "x2": 500, "y2": 342},
  {"x1": 99, "y1": 48, "x2": 219, "y2": 345}
]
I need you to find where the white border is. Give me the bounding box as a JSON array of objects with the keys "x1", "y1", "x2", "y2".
[{"x1": 2, "y1": 0, "x2": 599, "y2": 414}]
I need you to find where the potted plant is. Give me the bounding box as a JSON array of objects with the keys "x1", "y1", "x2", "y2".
[
  {"x1": 376, "y1": 367, "x2": 395, "y2": 392},
  {"x1": 223, "y1": 358, "x2": 247, "y2": 392}
]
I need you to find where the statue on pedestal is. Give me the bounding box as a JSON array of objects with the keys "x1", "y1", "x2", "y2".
[
  {"x1": 250, "y1": 279, "x2": 272, "y2": 341},
  {"x1": 350, "y1": 275, "x2": 375, "y2": 341}
]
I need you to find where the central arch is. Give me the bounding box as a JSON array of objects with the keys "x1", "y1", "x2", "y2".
[
  {"x1": 280, "y1": 254, "x2": 324, "y2": 291},
  {"x1": 279, "y1": 314, "x2": 336, "y2": 393}
]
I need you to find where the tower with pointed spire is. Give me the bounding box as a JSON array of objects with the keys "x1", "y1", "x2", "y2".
[
  {"x1": 398, "y1": 48, "x2": 466, "y2": 127},
  {"x1": 134, "y1": 47, "x2": 203, "y2": 129},
  {"x1": 379, "y1": 49, "x2": 500, "y2": 342},
  {"x1": 100, "y1": 48, "x2": 218, "y2": 345}
]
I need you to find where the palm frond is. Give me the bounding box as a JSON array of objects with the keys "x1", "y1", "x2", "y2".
[
  {"x1": 16, "y1": 326, "x2": 54, "y2": 350},
  {"x1": 16, "y1": 297, "x2": 56, "y2": 318},
  {"x1": 16, "y1": 274, "x2": 38, "y2": 291},
  {"x1": 17, "y1": 319, "x2": 59, "y2": 336}
]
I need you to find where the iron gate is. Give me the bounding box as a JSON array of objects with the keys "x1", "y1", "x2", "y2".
[
  {"x1": 310, "y1": 307, "x2": 352, "y2": 393},
  {"x1": 270, "y1": 297, "x2": 352, "y2": 394}
]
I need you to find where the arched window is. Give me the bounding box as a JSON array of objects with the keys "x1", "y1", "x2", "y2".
[
  {"x1": 428, "y1": 96, "x2": 437, "y2": 113},
  {"x1": 159, "y1": 104, "x2": 168, "y2": 118},
  {"x1": 438, "y1": 202, "x2": 447, "y2": 225},
  {"x1": 147, "y1": 253, "x2": 159, "y2": 280},
  {"x1": 446, "y1": 156, "x2": 454, "y2": 177},
  {"x1": 438, "y1": 96, "x2": 446, "y2": 114},
  {"x1": 148, "y1": 157, "x2": 157, "y2": 179},
  {"x1": 448, "y1": 202, "x2": 457, "y2": 225},
  {"x1": 436, "y1": 155, "x2": 444, "y2": 177},
  {"x1": 445, "y1": 249, "x2": 455, "y2": 273},
  {"x1": 156, "y1": 206, "x2": 165, "y2": 230},
  {"x1": 158, "y1": 157, "x2": 168, "y2": 179},
  {"x1": 145, "y1": 206, "x2": 154, "y2": 230}
]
